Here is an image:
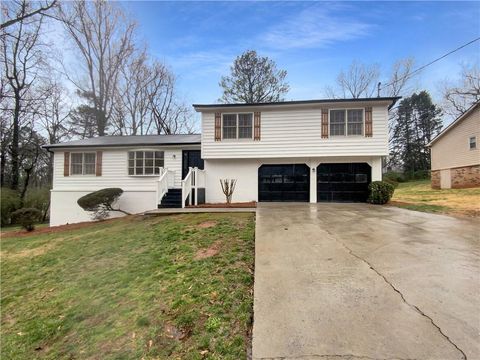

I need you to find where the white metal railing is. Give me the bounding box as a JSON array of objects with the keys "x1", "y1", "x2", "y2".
[{"x1": 181, "y1": 167, "x2": 193, "y2": 208}]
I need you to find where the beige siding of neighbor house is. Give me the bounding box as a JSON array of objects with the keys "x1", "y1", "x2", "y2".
[
  {"x1": 201, "y1": 103, "x2": 390, "y2": 159},
  {"x1": 431, "y1": 106, "x2": 480, "y2": 171}
]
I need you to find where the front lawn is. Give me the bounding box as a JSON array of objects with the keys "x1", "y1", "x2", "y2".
[
  {"x1": 390, "y1": 180, "x2": 480, "y2": 217},
  {"x1": 1, "y1": 213, "x2": 255, "y2": 359}
]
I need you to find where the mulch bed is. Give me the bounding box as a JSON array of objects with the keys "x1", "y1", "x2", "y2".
[{"x1": 187, "y1": 202, "x2": 257, "y2": 209}]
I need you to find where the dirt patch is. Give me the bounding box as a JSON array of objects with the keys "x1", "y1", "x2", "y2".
[
  {"x1": 188, "y1": 202, "x2": 256, "y2": 209},
  {"x1": 195, "y1": 241, "x2": 221, "y2": 260},
  {"x1": 197, "y1": 221, "x2": 217, "y2": 229},
  {"x1": 164, "y1": 324, "x2": 188, "y2": 340}
]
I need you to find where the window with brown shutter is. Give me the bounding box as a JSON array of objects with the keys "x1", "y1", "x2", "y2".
[
  {"x1": 365, "y1": 107, "x2": 373, "y2": 137},
  {"x1": 64, "y1": 152, "x2": 70, "y2": 177},
  {"x1": 96, "y1": 151, "x2": 102, "y2": 176},
  {"x1": 214, "y1": 112, "x2": 221, "y2": 141},
  {"x1": 321, "y1": 108, "x2": 329, "y2": 138},
  {"x1": 254, "y1": 112, "x2": 261, "y2": 140}
]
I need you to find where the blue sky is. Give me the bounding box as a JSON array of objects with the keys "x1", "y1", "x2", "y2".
[{"x1": 124, "y1": 1, "x2": 479, "y2": 105}]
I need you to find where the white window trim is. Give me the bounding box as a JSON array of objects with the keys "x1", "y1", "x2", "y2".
[
  {"x1": 469, "y1": 136, "x2": 477, "y2": 150},
  {"x1": 328, "y1": 108, "x2": 365, "y2": 137},
  {"x1": 128, "y1": 150, "x2": 165, "y2": 177},
  {"x1": 221, "y1": 112, "x2": 254, "y2": 141},
  {"x1": 70, "y1": 152, "x2": 96, "y2": 176}
]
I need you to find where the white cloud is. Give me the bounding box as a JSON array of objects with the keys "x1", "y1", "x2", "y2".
[{"x1": 259, "y1": 5, "x2": 373, "y2": 50}]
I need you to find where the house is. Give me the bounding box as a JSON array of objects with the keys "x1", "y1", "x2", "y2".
[
  {"x1": 428, "y1": 101, "x2": 480, "y2": 189},
  {"x1": 45, "y1": 97, "x2": 399, "y2": 226}
]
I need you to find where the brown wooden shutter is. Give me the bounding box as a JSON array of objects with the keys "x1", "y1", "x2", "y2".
[
  {"x1": 95, "y1": 151, "x2": 102, "y2": 176},
  {"x1": 63, "y1": 152, "x2": 70, "y2": 177},
  {"x1": 321, "y1": 108, "x2": 329, "y2": 138},
  {"x1": 214, "y1": 112, "x2": 221, "y2": 141},
  {"x1": 365, "y1": 107, "x2": 373, "y2": 137},
  {"x1": 254, "y1": 112, "x2": 261, "y2": 140}
]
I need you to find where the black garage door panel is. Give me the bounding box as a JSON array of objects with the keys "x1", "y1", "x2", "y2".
[
  {"x1": 317, "y1": 163, "x2": 371, "y2": 202},
  {"x1": 259, "y1": 164, "x2": 310, "y2": 202}
]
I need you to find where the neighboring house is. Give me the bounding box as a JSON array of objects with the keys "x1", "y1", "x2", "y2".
[
  {"x1": 428, "y1": 101, "x2": 480, "y2": 189},
  {"x1": 45, "y1": 97, "x2": 399, "y2": 226}
]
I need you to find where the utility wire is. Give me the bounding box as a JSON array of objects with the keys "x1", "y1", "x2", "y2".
[{"x1": 380, "y1": 37, "x2": 480, "y2": 91}]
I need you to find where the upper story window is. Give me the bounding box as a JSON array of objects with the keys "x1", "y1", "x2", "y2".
[
  {"x1": 222, "y1": 113, "x2": 253, "y2": 140},
  {"x1": 128, "y1": 151, "x2": 164, "y2": 175},
  {"x1": 470, "y1": 136, "x2": 477, "y2": 150},
  {"x1": 71, "y1": 152, "x2": 96, "y2": 175},
  {"x1": 329, "y1": 109, "x2": 364, "y2": 136}
]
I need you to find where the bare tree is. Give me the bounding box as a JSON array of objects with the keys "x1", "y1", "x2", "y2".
[
  {"x1": 37, "y1": 79, "x2": 71, "y2": 182},
  {"x1": 220, "y1": 179, "x2": 237, "y2": 204},
  {"x1": 220, "y1": 50, "x2": 289, "y2": 103},
  {"x1": 59, "y1": 0, "x2": 136, "y2": 136},
  {"x1": 384, "y1": 58, "x2": 415, "y2": 97},
  {"x1": 1, "y1": 0, "x2": 47, "y2": 190},
  {"x1": 146, "y1": 61, "x2": 195, "y2": 134},
  {"x1": 0, "y1": 0, "x2": 57, "y2": 30},
  {"x1": 113, "y1": 49, "x2": 152, "y2": 135},
  {"x1": 325, "y1": 61, "x2": 380, "y2": 99},
  {"x1": 441, "y1": 63, "x2": 480, "y2": 117}
]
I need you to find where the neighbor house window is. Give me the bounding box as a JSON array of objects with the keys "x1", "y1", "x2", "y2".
[
  {"x1": 222, "y1": 113, "x2": 253, "y2": 139},
  {"x1": 128, "y1": 151, "x2": 164, "y2": 175},
  {"x1": 469, "y1": 136, "x2": 477, "y2": 150},
  {"x1": 330, "y1": 109, "x2": 364, "y2": 136},
  {"x1": 71, "y1": 152, "x2": 96, "y2": 175}
]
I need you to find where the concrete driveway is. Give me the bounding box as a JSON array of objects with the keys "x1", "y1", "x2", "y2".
[{"x1": 253, "y1": 203, "x2": 479, "y2": 360}]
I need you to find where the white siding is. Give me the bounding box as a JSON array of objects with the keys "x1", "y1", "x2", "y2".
[
  {"x1": 52, "y1": 146, "x2": 198, "y2": 190},
  {"x1": 431, "y1": 107, "x2": 480, "y2": 171},
  {"x1": 50, "y1": 145, "x2": 199, "y2": 226},
  {"x1": 201, "y1": 105, "x2": 389, "y2": 159},
  {"x1": 50, "y1": 190, "x2": 157, "y2": 226},
  {"x1": 204, "y1": 156, "x2": 383, "y2": 203}
]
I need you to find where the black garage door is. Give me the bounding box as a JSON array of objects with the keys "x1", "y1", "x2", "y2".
[
  {"x1": 259, "y1": 164, "x2": 310, "y2": 202},
  {"x1": 317, "y1": 163, "x2": 371, "y2": 202}
]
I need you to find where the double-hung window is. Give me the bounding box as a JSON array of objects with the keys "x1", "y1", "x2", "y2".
[
  {"x1": 329, "y1": 109, "x2": 364, "y2": 136},
  {"x1": 128, "y1": 151, "x2": 164, "y2": 175},
  {"x1": 71, "y1": 152, "x2": 96, "y2": 175},
  {"x1": 469, "y1": 136, "x2": 477, "y2": 150},
  {"x1": 222, "y1": 113, "x2": 253, "y2": 140}
]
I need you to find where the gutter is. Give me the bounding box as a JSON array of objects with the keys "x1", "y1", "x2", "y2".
[
  {"x1": 193, "y1": 97, "x2": 401, "y2": 111},
  {"x1": 42, "y1": 142, "x2": 201, "y2": 151}
]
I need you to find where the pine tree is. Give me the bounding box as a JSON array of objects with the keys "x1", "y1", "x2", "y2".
[{"x1": 390, "y1": 91, "x2": 443, "y2": 176}]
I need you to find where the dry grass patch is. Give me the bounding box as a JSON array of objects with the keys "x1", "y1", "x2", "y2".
[{"x1": 391, "y1": 180, "x2": 480, "y2": 217}]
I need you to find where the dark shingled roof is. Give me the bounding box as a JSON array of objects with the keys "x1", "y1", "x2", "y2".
[
  {"x1": 193, "y1": 97, "x2": 401, "y2": 111},
  {"x1": 43, "y1": 134, "x2": 201, "y2": 150}
]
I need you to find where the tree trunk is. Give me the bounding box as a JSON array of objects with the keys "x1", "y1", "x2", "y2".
[{"x1": 11, "y1": 92, "x2": 20, "y2": 190}]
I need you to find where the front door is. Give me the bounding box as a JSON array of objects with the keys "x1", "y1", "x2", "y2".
[{"x1": 182, "y1": 150, "x2": 204, "y2": 179}]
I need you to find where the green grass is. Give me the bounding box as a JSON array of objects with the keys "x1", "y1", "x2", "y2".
[
  {"x1": 1, "y1": 213, "x2": 255, "y2": 359},
  {"x1": 391, "y1": 179, "x2": 480, "y2": 216}
]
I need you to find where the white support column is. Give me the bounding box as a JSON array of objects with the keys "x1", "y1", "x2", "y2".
[
  {"x1": 309, "y1": 160, "x2": 317, "y2": 203},
  {"x1": 370, "y1": 157, "x2": 383, "y2": 181}
]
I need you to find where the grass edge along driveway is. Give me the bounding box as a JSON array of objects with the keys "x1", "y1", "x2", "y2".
[
  {"x1": 390, "y1": 179, "x2": 480, "y2": 217},
  {"x1": 1, "y1": 213, "x2": 255, "y2": 360}
]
